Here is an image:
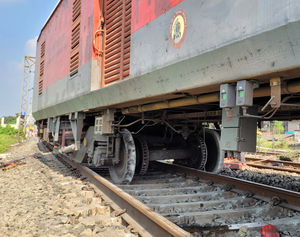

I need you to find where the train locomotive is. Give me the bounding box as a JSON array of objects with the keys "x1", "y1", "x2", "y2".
[{"x1": 33, "y1": 0, "x2": 300, "y2": 184}]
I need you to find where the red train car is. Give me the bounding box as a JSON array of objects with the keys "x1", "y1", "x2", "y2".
[{"x1": 33, "y1": 0, "x2": 300, "y2": 184}]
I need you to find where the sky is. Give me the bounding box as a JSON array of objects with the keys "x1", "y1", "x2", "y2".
[{"x1": 0, "y1": 0, "x2": 58, "y2": 118}]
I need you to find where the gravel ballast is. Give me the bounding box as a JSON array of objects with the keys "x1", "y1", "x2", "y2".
[{"x1": 0, "y1": 138, "x2": 137, "y2": 237}]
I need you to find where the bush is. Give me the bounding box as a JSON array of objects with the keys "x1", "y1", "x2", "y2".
[
  {"x1": 259, "y1": 139, "x2": 272, "y2": 149},
  {"x1": 7, "y1": 119, "x2": 16, "y2": 125},
  {"x1": 0, "y1": 125, "x2": 25, "y2": 137},
  {"x1": 0, "y1": 125, "x2": 18, "y2": 135},
  {"x1": 258, "y1": 138, "x2": 289, "y2": 150}
]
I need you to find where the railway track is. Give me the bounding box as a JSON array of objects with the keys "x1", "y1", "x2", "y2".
[
  {"x1": 42, "y1": 141, "x2": 300, "y2": 236},
  {"x1": 245, "y1": 157, "x2": 300, "y2": 175},
  {"x1": 39, "y1": 144, "x2": 299, "y2": 236}
]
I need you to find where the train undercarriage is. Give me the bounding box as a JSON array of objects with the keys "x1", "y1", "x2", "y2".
[
  {"x1": 38, "y1": 111, "x2": 225, "y2": 184},
  {"x1": 36, "y1": 78, "x2": 300, "y2": 184}
]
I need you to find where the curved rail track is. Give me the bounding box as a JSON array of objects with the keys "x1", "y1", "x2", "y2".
[{"x1": 43, "y1": 142, "x2": 300, "y2": 236}]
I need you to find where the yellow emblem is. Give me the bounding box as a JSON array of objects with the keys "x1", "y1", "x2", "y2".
[
  {"x1": 172, "y1": 15, "x2": 185, "y2": 45},
  {"x1": 169, "y1": 9, "x2": 187, "y2": 49}
]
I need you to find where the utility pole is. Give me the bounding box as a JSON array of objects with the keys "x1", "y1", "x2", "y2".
[
  {"x1": 28, "y1": 98, "x2": 33, "y2": 128},
  {"x1": 18, "y1": 56, "x2": 36, "y2": 143}
]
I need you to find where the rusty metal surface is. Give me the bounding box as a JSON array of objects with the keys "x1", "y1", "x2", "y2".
[
  {"x1": 39, "y1": 41, "x2": 45, "y2": 95},
  {"x1": 103, "y1": 0, "x2": 131, "y2": 85},
  {"x1": 59, "y1": 155, "x2": 192, "y2": 237},
  {"x1": 270, "y1": 77, "x2": 281, "y2": 108},
  {"x1": 70, "y1": 0, "x2": 81, "y2": 73},
  {"x1": 167, "y1": 110, "x2": 222, "y2": 120},
  {"x1": 223, "y1": 163, "x2": 240, "y2": 169},
  {"x1": 154, "y1": 161, "x2": 300, "y2": 209},
  {"x1": 122, "y1": 93, "x2": 220, "y2": 114}
]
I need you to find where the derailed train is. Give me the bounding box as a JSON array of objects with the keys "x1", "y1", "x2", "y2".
[{"x1": 33, "y1": 0, "x2": 300, "y2": 184}]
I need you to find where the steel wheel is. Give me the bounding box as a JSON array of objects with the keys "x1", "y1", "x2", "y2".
[
  {"x1": 173, "y1": 135, "x2": 207, "y2": 170},
  {"x1": 198, "y1": 129, "x2": 223, "y2": 173},
  {"x1": 134, "y1": 135, "x2": 150, "y2": 175},
  {"x1": 186, "y1": 135, "x2": 208, "y2": 170},
  {"x1": 109, "y1": 129, "x2": 136, "y2": 184}
]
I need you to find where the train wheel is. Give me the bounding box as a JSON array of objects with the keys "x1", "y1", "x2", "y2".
[
  {"x1": 134, "y1": 135, "x2": 150, "y2": 175},
  {"x1": 198, "y1": 129, "x2": 223, "y2": 173},
  {"x1": 186, "y1": 135, "x2": 208, "y2": 169},
  {"x1": 109, "y1": 129, "x2": 136, "y2": 184}
]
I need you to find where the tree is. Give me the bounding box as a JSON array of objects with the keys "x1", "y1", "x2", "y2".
[{"x1": 273, "y1": 121, "x2": 284, "y2": 135}]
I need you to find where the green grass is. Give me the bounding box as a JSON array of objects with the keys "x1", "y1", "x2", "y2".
[
  {"x1": 0, "y1": 125, "x2": 24, "y2": 153},
  {"x1": 257, "y1": 138, "x2": 290, "y2": 150},
  {"x1": 0, "y1": 134, "x2": 18, "y2": 153}
]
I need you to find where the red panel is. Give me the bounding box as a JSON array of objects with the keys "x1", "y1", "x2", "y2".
[
  {"x1": 92, "y1": 0, "x2": 105, "y2": 89},
  {"x1": 92, "y1": 0, "x2": 104, "y2": 64},
  {"x1": 80, "y1": 0, "x2": 94, "y2": 66},
  {"x1": 37, "y1": 1, "x2": 72, "y2": 89},
  {"x1": 132, "y1": 0, "x2": 184, "y2": 33},
  {"x1": 37, "y1": 0, "x2": 94, "y2": 90}
]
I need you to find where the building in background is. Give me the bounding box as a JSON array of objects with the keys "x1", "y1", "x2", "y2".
[{"x1": 0, "y1": 117, "x2": 20, "y2": 129}]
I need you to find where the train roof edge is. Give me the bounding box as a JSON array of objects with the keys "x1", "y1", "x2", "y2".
[{"x1": 37, "y1": 0, "x2": 62, "y2": 42}]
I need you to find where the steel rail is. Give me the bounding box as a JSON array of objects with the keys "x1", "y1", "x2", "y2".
[
  {"x1": 59, "y1": 155, "x2": 192, "y2": 237},
  {"x1": 246, "y1": 157, "x2": 300, "y2": 174},
  {"x1": 248, "y1": 163, "x2": 300, "y2": 174},
  {"x1": 154, "y1": 161, "x2": 300, "y2": 209},
  {"x1": 246, "y1": 157, "x2": 300, "y2": 168}
]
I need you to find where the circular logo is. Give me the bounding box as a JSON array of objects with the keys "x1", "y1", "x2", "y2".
[{"x1": 170, "y1": 9, "x2": 187, "y2": 49}]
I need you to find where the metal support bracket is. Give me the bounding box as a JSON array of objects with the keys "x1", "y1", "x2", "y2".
[
  {"x1": 69, "y1": 112, "x2": 86, "y2": 150},
  {"x1": 99, "y1": 109, "x2": 115, "y2": 134},
  {"x1": 270, "y1": 77, "x2": 281, "y2": 108},
  {"x1": 54, "y1": 117, "x2": 60, "y2": 143},
  {"x1": 261, "y1": 96, "x2": 275, "y2": 112},
  {"x1": 106, "y1": 136, "x2": 114, "y2": 158}
]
